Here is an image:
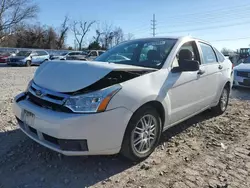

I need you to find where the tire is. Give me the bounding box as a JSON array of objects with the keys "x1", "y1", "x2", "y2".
[
  {"x1": 120, "y1": 105, "x2": 162, "y2": 162},
  {"x1": 211, "y1": 86, "x2": 230, "y2": 115},
  {"x1": 26, "y1": 60, "x2": 31, "y2": 67}
]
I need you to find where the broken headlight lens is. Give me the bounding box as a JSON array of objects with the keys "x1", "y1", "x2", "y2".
[{"x1": 64, "y1": 84, "x2": 122, "y2": 113}]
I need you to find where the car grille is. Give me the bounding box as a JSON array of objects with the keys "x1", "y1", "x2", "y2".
[
  {"x1": 27, "y1": 82, "x2": 73, "y2": 113},
  {"x1": 239, "y1": 79, "x2": 250, "y2": 86},
  {"x1": 236, "y1": 71, "x2": 250, "y2": 78}
]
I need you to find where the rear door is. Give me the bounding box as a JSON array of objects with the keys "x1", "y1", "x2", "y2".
[{"x1": 197, "y1": 41, "x2": 222, "y2": 106}]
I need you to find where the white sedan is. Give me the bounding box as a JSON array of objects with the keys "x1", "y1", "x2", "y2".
[
  {"x1": 233, "y1": 56, "x2": 250, "y2": 88},
  {"x1": 13, "y1": 36, "x2": 232, "y2": 161}
]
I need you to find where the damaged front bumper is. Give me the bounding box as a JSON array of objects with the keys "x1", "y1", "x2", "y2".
[{"x1": 13, "y1": 92, "x2": 133, "y2": 156}]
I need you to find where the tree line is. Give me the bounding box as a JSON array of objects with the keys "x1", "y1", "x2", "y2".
[{"x1": 0, "y1": 0, "x2": 133, "y2": 50}]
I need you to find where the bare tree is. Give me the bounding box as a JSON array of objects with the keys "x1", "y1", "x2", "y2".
[
  {"x1": 113, "y1": 27, "x2": 124, "y2": 45},
  {"x1": 126, "y1": 33, "x2": 134, "y2": 41},
  {"x1": 0, "y1": 0, "x2": 39, "y2": 39},
  {"x1": 98, "y1": 23, "x2": 115, "y2": 49},
  {"x1": 93, "y1": 29, "x2": 103, "y2": 43},
  {"x1": 56, "y1": 15, "x2": 69, "y2": 49},
  {"x1": 71, "y1": 20, "x2": 95, "y2": 50}
]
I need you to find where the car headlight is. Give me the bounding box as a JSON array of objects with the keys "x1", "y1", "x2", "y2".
[{"x1": 64, "y1": 84, "x2": 122, "y2": 113}]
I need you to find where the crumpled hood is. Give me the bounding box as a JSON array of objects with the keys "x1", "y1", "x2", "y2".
[
  {"x1": 234, "y1": 63, "x2": 250, "y2": 71},
  {"x1": 34, "y1": 60, "x2": 156, "y2": 93}
]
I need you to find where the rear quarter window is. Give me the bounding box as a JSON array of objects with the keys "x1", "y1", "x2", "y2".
[{"x1": 214, "y1": 48, "x2": 225, "y2": 62}]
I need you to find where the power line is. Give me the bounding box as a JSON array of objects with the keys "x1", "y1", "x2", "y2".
[
  {"x1": 157, "y1": 3, "x2": 250, "y2": 23},
  {"x1": 210, "y1": 37, "x2": 250, "y2": 42},
  {"x1": 151, "y1": 14, "x2": 156, "y2": 37},
  {"x1": 157, "y1": 20, "x2": 250, "y2": 35},
  {"x1": 157, "y1": 11, "x2": 250, "y2": 28}
]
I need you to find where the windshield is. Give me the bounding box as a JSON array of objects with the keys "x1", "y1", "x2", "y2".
[
  {"x1": 16, "y1": 51, "x2": 31, "y2": 57},
  {"x1": 95, "y1": 38, "x2": 177, "y2": 69},
  {"x1": 61, "y1": 52, "x2": 68, "y2": 56},
  {"x1": 244, "y1": 57, "x2": 250, "y2": 64}
]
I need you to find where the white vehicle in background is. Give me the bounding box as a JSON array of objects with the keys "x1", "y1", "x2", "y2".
[
  {"x1": 60, "y1": 51, "x2": 84, "y2": 60},
  {"x1": 13, "y1": 36, "x2": 232, "y2": 161},
  {"x1": 66, "y1": 50, "x2": 106, "y2": 61},
  {"x1": 233, "y1": 56, "x2": 250, "y2": 88}
]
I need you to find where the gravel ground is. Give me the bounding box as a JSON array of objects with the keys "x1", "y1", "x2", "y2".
[{"x1": 0, "y1": 64, "x2": 250, "y2": 188}]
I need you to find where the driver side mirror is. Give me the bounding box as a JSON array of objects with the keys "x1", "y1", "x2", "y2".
[
  {"x1": 171, "y1": 60, "x2": 200, "y2": 73},
  {"x1": 179, "y1": 60, "x2": 200, "y2": 72}
]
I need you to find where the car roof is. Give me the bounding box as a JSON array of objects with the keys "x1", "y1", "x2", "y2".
[{"x1": 127, "y1": 36, "x2": 211, "y2": 45}]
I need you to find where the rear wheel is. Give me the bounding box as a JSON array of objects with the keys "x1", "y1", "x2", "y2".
[
  {"x1": 120, "y1": 105, "x2": 162, "y2": 162},
  {"x1": 26, "y1": 60, "x2": 31, "y2": 67},
  {"x1": 211, "y1": 86, "x2": 229, "y2": 115}
]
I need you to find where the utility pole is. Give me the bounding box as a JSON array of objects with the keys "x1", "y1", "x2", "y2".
[{"x1": 151, "y1": 14, "x2": 156, "y2": 37}]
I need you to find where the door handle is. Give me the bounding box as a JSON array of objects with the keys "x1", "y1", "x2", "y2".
[
  {"x1": 218, "y1": 65, "x2": 223, "y2": 69},
  {"x1": 197, "y1": 70, "x2": 205, "y2": 75}
]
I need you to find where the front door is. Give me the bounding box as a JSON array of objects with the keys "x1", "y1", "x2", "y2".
[{"x1": 167, "y1": 41, "x2": 208, "y2": 124}]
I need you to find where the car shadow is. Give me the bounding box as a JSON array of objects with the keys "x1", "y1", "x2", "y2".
[
  {"x1": 0, "y1": 128, "x2": 134, "y2": 188},
  {"x1": 0, "y1": 110, "x2": 215, "y2": 188},
  {"x1": 231, "y1": 87, "x2": 250, "y2": 100},
  {"x1": 160, "y1": 109, "x2": 214, "y2": 143}
]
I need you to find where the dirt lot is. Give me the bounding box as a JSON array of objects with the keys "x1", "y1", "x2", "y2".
[{"x1": 0, "y1": 65, "x2": 250, "y2": 188}]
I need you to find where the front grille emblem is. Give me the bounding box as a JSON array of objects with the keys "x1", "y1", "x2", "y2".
[{"x1": 35, "y1": 90, "x2": 43, "y2": 97}]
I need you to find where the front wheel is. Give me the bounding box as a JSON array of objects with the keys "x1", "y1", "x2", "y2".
[
  {"x1": 120, "y1": 105, "x2": 162, "y2": 162},
  {"x1": 211, "y1": 87, "x2": 229, "y2": 115},
  {"x1": 26, "y1": 60, "x2": 31, "y2": 67}
]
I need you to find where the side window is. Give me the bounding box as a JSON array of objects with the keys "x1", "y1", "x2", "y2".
[
  {"x1": 199, "y1": 42, "x2": 217, "y2": 64},
  {"x1": 214, "y1": 48, "x2": 225, "y2": 62},
  {"x1": 32, "y1": 51, "x2": 39, "y2": 56},
  {"x1": 36, "y1": 51, "x2": 42, "y2": 56},
  {"x1": 90, "y1": 51, "x2": 97, "y2": 56},
  {"x1": 39, "y1": 51, "x2": 47, "y2": 56},
  {"x1": 172, "y1": 41, "x2": 199, "y2": 69}
]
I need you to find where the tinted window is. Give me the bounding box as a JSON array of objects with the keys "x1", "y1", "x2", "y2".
[
  {"x1": 199, "y1": 42, "x2": 217, "y2": 64},
  {"x1": 96, "y1": 38, "x2": 177, "y2": 69},
  {"x1": 214, "y1": 48, "x2": 225, "y2": 62}
]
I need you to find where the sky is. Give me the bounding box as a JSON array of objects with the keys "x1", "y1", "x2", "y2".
[{"x1": 34, "y1": 0, "x2": 250, "y2": 51}]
